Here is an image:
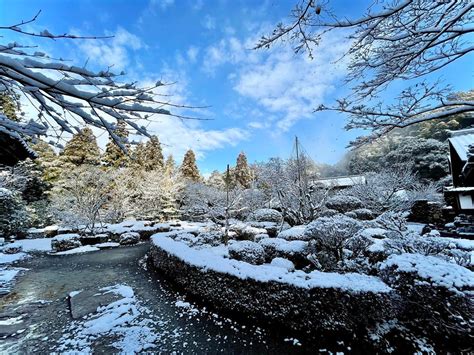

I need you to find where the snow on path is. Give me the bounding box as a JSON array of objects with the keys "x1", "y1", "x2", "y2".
[
  {"x1": 57, "y1": 284, "x2": 160, "y2": 354},
  {"x1": 0, "y1": 252, "x2": 30, "y2": 264},
  {"x1": 0, "y1": 267, "x2": 28, "y2": 295},
  {"x1": 54, "y1": 245, "x2": 100, "y2": 255}
]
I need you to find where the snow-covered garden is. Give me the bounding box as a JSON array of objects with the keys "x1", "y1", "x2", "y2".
[{"x1": 1, "y1": 0, "x2": 474, "y2": 353}]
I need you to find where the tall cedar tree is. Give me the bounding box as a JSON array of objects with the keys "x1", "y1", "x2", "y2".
[
  {"x1": 103, "y1": 120, "x2": 130, "y2": 168},
  {"x1": 164, "y1": 155, "x2": 176, "y2": 175},
  {"x1": 144, "y1": 135, "x2": 164, "y2": 171},
  {"x1": 180, "y1": 149, "x2": 200, "y2": 181},
  {"x1": 61, "y1": 127, "x2": 100, "y2": 166},
  {"x1": 131, "y1": 142, "x2": 147, "y2": 169},
  {"x1": 234, "y1": 152, "x2": 252, "y2": 188},
  {"x1": 32, "y1": 140, "x2": 63, "y2": 183}
]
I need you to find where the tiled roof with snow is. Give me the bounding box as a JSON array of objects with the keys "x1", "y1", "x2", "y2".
[
  {"x1": 448, "y1": 128, "x2": 474, "y2": 161},
  {"x1": 313, "y1": 175, "x2": 366, "y2": 188}
]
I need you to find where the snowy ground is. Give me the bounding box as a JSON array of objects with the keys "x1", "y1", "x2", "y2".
[{"x1": 0, "y1": 242, "x2": 313, "y2": 354}]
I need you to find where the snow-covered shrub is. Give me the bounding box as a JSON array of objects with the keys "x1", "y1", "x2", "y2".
[
  {"x1": 380, "y1": 254, "x2": 473, "y2": 348},
  {"x1": 304, "y1": 216, "x2": 363, "y2": 270},
  {"x1": 277, "y1": 225, "x2": 307, "y2": 241},
  {"x1": 340, "y1": 166, "x2": 427, "y2": 214},
  {"x1": 181, "y1": 183, "x2": 265, "y2": 222},
  {"x1": 325, "y1": 195, "x2": 363, "y2": 213},
  {"x1": 344, "y1": 211, "x2": 358, "y2": 219},
  {"x1": 0, "y1": 187, "x2": 29, "y2": 237},
  {"x1": 119, "y1": 232, "x2": 140, "y2": 245},
  {"x1": 351, "y1": 208, "x2": 375, "y2": 220},
  {"x1": 197, "y1": 231, "x2": 223, "y2": 246},
  {"x1": 259, "y1": 237, "x2": 309, "y2": 268},
  {"x1": 254, "y1": 233, "x2": 269, "y2": 242},
  {"x1": 174, "y1": 232, "x2": 200, "y2": 246},
  {"x1": 270, "y1": 257, "x2": 295, "y2": 271},
  {"x1": 319, "y1": 208, "x2": 339, "y2": 217},
  {"x1": 228, "y1": 240, "x2": 266, "y2": 265},
  {"x1": 51, "y1": 234, "x2": 81, "y2": 252},
  {"x1": 51, "y1": 166, "x2": 116, "y2": 232},
  {"x1": 248, "y1": 208, "x2": 282, "y2": 223},
  {"x1": 374, "y1": 211, "x2": 407, "y2": 237}
]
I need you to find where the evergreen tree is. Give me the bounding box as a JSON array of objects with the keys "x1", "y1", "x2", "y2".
[
  {"x1": 0, "y1": 93, "x2": 21, "y2": 121},
  {"x1": 103, "y1": 120, "x2": 130, "y2": 168},
  {"x1": 164, "y1": 155, "x2": 176, "y2": 175},
  {"x1": 32, "y1": 140, "x2": 63, "y2": 183},
  {"x1": 180, "y1": 149, "x2": 200, "y2": 181},
  {"x1": 144, "y1": 135, "x2": 164, "y2": 171},
  {"x1": 131, "y1": 142, "x2": 147, "y2": 169},
  {"x1": 234, "y1": 151, "x2": 252, "y2": 188},
  {"x1": 61, "y1": 127, "x2": 100, "y2": 166}
]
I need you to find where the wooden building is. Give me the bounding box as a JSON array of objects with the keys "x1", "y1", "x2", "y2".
[{"x1": 445, "y1": 128, "x2": 474, "y2": 214}]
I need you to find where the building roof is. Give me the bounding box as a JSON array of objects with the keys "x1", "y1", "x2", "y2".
[
  {"x1": 448, "y1": 128, "x2": 474, "y2": 161},
  {"x1": 313, "y1": 175, "x2": 366, "y2": 188},
  {"x1": 0, "y1": 130, "x2": 36, "y2": 166}
]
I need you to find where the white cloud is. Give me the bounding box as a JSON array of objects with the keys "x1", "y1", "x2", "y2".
[
  {"x1": 202, "y1": 32, "x2": 349, "y2": 133},
  {"x1": 127, "y1": 68, "x2": 249, "y2": 160},
  {"x1": 151, "y1": 0, "x2": 175, "y2": 10},
  {"x1": 202, "y1": 15, "x2": 216, "y2": 30},
  {"x1": 186, "y1": 46, "x2": 200, "y2": 63},
  {"x1": 77, "y1": 27, "x2": 144, "y2": 70}
]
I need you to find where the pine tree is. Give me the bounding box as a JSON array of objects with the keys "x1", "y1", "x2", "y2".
[
  {"x1": 103, "y1": 120, "x2": 130, "y2": 168},
  {"x1": 180, "y1": 149, "x2": 200, "y2": 181},
  {"x1": 144, "y1": 135, "x2": 164, "y2": 171},
  {"x1": 61, "y1": 127, "x2": 100, "y2": 166},
  {"x1": 234, "y1": 151, "x2": 252, "y2": 188},
  {"x1": 0, "y1": 93, "x2": 21, "y2": 121}
]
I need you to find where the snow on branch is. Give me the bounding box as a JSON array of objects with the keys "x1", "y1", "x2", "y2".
[
  {"x1": 256, "y1": 0, "x2": 474, "y2": 146},
  {"x1": 0, "y1": 12, "x2": 201, "y2": 149}
]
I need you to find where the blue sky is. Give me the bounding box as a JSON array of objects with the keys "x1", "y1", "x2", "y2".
[{"x1": 1, "y1": 0, "x2": 472, "y2": 175}]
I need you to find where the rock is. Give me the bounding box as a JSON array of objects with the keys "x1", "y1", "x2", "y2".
[
  {"x1": 230, "y1": 222, "x2": 267, "y2": 241},
  {"x1": 80, "y1": 233, "x2": 109, "y2": 246},
  {"x1": 249, "y1": 208, "x2": 282, "y2": 223},
  {"x1": 247, "y1": 221, "x2": 280, "y2": 237},
  {"x1": 326, "y1": 195, "x2": 363, "y2": 213},
  {"x1": 43, "y1": 225, "x2": 59, "y2": 238},
  {"x1": 2, "y1": 243, "x2": 22, "y2": 254},
  {"x1": 119, "y1": 232, "x2": 140, "y2": 245},
  {"x1": 228, "y1": 241, "x2": 266, "y2": 265},
  {"x1": 51, "y1": 234, "x2": 81, "y2": 252},
  {"x1": 69, "y1": 289, "x2": 122, "y2": 319},
  {"x1": 270, "y1": 257, "x2": 295, "y2": 271}
]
